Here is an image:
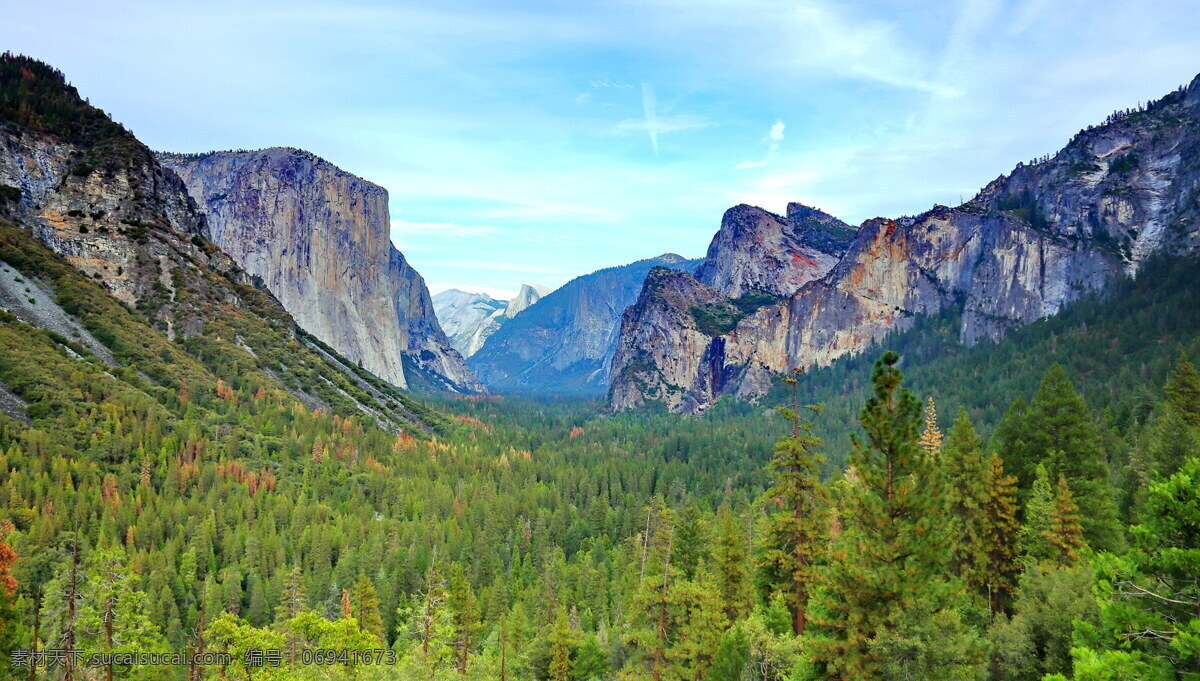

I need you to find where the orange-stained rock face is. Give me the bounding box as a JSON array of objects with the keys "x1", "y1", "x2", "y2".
[{"x1": 610, "y1": 75, "x2": 1200, "y2": 413}]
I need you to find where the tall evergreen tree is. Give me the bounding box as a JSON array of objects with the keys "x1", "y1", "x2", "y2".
[
  {"x1": 1163, "y1": 352, "x2": 1200, "y2": 426},
  {"x1": 1018, "y1": 463, "x2": 1057, "y2": 564},
  {"x1": 980, "y1": 453, "x2": 1021, "y2": 613},
  {"x1": 711, "y1": 508, "x2": 750, "y2": 623},
  {"x1": 547, "y1": 607, "x2": 574, "y2": 681},
  {"x1": 667, "y1": 569, "x2": 729, "y2": 681},
  {"x1": 350, "y1": 575, "x2": 384, "y2": 643},
  {"x1": 1046, "y1": 476, "x2": 1085, "y2": 567},
  {"x1": 816, "y1": 352, "x2": 977, "y2": 678},
  {"x1": 941, "y1": 409, "x2": 989, "y2": 596},
  {"x1": 759, "y1": 369, "x2": 828, "y2": 636},
  {"x1": 998, "y1": 364, "x2": 1122, "y2": 551},
  {"x1": 77, "y1": 546, "x2": 168, "y2": 681},
  {"x1": 1067, "y1": 456, "x2": 1200, "y2": 679}
]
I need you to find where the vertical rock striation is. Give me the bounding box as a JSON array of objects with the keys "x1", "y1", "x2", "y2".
[{"x1": 159, "y1": 149, "x2": 481, "y2": 392}]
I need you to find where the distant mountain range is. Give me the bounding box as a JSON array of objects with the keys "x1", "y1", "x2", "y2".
[
  {"x1": 465, "y1": 254, "x2": 702, "y2": 394},
  {"x1": 432, "y1": 284, "x2": 549, "y2": 357}
]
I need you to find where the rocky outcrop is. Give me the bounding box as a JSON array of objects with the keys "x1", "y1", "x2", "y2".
[
  {"x1": 159, "y1": 148, "x2": 481, "y2": 392},
  {"x1": 505, "y1": 283, "x2": 549, "y2": 319},
  {"x1": 695, "y1": 203, "x2": 855, "y2": 297},
  {"x1": 0, "y1": 87, "x2": 247, "y2": 341},
  {"x1": 432, "y1": 284, "x2": 548, "y2": 357},
  {"x1": 470, "y1": 254, "x2": 701, "y2": 394},
  {"x1": 610, "y1": 73, "x2": 1200, "y2": 413}
]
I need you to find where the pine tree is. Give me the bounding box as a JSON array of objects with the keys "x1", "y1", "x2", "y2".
[
  {"x1": 670, "y1": 502, "x2": 709, "y2": 580},
  {"x1": 666, "y1": 570, "x2": 729, "y2": 680},
  {"x1": 446, "y1": 563, "x2": 478, "y2": 675},
  {"x1": 1136, "y1": 353, "x2": 1200, "y2": 481},
  {"x1": 351, "y1": 576, "x2": 384, "y2": 643},
  {"x1": 918, "y1": 396, "x2": 943, "y2": 456},
  {"x1": 276, "y1": 565, "x2": 307, "y2": 622},
  {"x1": 276, "y1": 565, "x2": 308, "y2": 664},
  {"x1": 980, "y1": 453, "x2": 1020, "y2": 613},
  {"x1": 759, "y1": 369, "x2": 828, "y2": 635},
  {"x1": 815, "y1": 352, "x2": 975, "y2": 678},
  {"x1": 1046, "y1": 476, "x2": 1085, "y2": 566},
  {"x1": 1001, "y1": 364, "x2": 1122, "y2": 551},
  {"x1": 1163, "y1": 352, "x2": 1200, "y2": 426},
  {"x1": 1018, "y1": 463, "x2": 1057, "y2": 564},
  {"x1": 1068, "y1": 456, "x2": 1200, "y2": 679},
  {"x1": 940, "y1": 409, "x2": 989, "y2": 597},
  {"x1": 711, "y1": 508, "x2": 750, "y2": 623},
  {"x1": 78, "y1": 545, "x2": 168, "y2": 681},
  {"x1": 547, "y1": 607, "x2": 574, "y2": 681},
  {"x1": 398, "y1": 560, "x2": 454, "y2": 675}
]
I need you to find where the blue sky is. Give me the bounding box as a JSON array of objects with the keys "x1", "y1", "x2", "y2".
[{"x1": 6, "y1": 0, "x2": 1200, "y2": 298}]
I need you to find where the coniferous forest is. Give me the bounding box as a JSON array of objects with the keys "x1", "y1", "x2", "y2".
[
  {"x1": 1, "y1": 43, "x2": 1200, "y2": 681},
  {"x1": 2, "y1": 200, "x2": 1200, "y2": 680}
]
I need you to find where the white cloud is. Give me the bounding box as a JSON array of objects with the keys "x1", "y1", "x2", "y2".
[
  {"x1": 589, "y1": 78, "x2": 635, "y2": 89},
  {"x1": 612, "y1": 114, "x2": 711, "y2": 137},
  {"x1": 736, "y1": 119, "x2": 785, "y2": 170}
]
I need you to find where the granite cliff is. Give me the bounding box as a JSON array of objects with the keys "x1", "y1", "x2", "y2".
[
  {"x1": 159, "y1": 148, "x2": 480, "y2": 392},
  {"x1": 469, "y1": 254, "x2": 701, "y2": 394},
  {"x1": 610, "y1": 74, "x2": 1200, "y2": 413}
]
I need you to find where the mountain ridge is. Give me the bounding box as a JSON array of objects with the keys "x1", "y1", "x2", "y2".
[{"x1": 609, "y1": 72, "x2": 1200, "y2": 413}]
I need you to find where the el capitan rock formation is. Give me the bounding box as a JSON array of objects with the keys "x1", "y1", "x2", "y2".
[{"x1": 159, "y1": 148, "x2": 480, "y2": 392}]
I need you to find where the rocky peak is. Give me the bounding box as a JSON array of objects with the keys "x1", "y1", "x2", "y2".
[
  {"x1": 505, "y1": 283, "x2": 549, "y2": 319},
  {"x1": 433, "y1": 284, "x2": 550, "y2": 358},
  {"x1": 694, "y1": 203, "x2": 853, "y2": 298}
]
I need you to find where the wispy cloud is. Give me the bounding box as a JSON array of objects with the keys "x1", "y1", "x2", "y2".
[
  {"x1": 736, "y1": 119, "x2": 785, "y2": 169},
  {"x1": 612, "y1": 114, "x2": 710, "y2": 137},
  {"x1": 641, "y1": 83, "x2": 659, "y2": 155},
  {"x1": 589, "y1": 78, "x2": 635, "y2": 89}
]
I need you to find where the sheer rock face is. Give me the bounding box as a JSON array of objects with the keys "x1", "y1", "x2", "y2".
[
  {"x1": 0, "y1": 122, "x2": 249, "y2": 340},
  {"x1": 159, "y1": 149, "x2": 481, "y2": 392},
  {"x1": 611, "y1": 74, "x2": 1200, "y2": 413},
  {"x1": 469, "y1": 254, "x2": 701, "y2": 394},
  {"x1": 433, "y1": 284, "x2": 548, "y2": 358},
  {"x1": 695, "y1": 203, "x2": 855, "y2": 297}
]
